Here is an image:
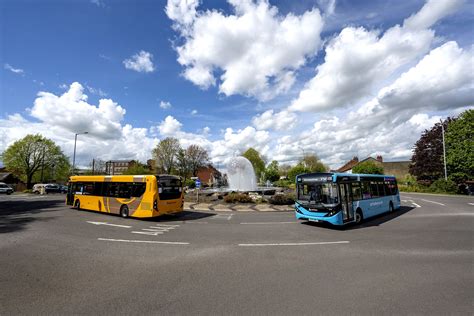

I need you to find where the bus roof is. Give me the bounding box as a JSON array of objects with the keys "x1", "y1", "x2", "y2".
[
  {"x1": 68, "y1": 174, "x2": 182, "y2": 182},
  {"x1": 296, "y1": 172, "x2": 396, "y2": 182}
]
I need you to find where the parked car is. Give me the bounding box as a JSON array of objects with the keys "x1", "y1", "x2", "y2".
[
  {"x1": 0, "y1": 182, "x2": 14, "y2": 195},
  {"x1": 32, "y1": 184, "x2": 46, "y2": 194},
  {"x1": 45, "y1": 184, "x2": 62, "y2": 193},
  {"x1": 59, "y1": 185, "x2": 68, "y2": 193}
]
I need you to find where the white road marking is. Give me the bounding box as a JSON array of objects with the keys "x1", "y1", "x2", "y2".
[
  {"x1": 213, "y1": 214, "x2": 233, "y2": 220},
  {"x1": 142, "y1": 228, "x2": 167, "y2": 232},
  {"x1": 420, "y1": 199, "x2": 446, "y2": 206},
  {"x1": 87, "y1": 221, "x2": 132, "y2": 228},
  {"x1": 186, "y1": 221, "x2": 208, "y2": 224},
  {"x1": 238, "y1": 241, "x2": 350, "y2": 247},
  {"x1": 131, "y1": 231, "x2": 163, "y2": 236},
  {"x1": 149, "y1": 225, "x2": 176, "y2": 230},
  {"x1": 412, "y1": 203, "x2": 421, "y2": 208},
  {"x1": 404, "y1": 213, "x2": 474, "y2": 218},
  {"x1": 98, "y1": 238, "x2": 189, "y2": 245},
  {"x1": 240, "y1": 221, "x2": 296, "y2": 225},
  {"x1": 468, "y1": 203, "x2": 474, "y2": 206},
  {"x1": 151, "y1": 224, "x2": 180, "y2": 228}
]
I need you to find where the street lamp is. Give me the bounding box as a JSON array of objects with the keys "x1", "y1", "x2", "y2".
[
  {"x1": 72, "y1": 132, "x2": 88, "y2": 175},
  {"x1": 440, "y1": 120, "x2": 447, "y2": 181}
]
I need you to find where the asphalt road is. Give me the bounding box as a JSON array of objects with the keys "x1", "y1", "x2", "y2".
[{"x1": 0, "y1": 192, "x2": 473, "y2": 314}]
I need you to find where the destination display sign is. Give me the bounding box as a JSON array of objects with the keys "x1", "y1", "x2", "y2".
[{"x1": 299, "y1": 176, "x2": 332, "y2": 182}]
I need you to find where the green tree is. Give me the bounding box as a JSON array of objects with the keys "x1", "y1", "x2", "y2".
[
  {"x1": 288, "y1": 163, "x2": 309, "y2": 183},
  {"x1": 409, "y1": 118, "x2": 453, "y2": 181},
  {"x1": 242, "y1": 148, "x2": 265, "y2": 180},
  {"x1": 445, "y1": 109, "x2": 474, "y2": 183},
  {"x1": 352, "y1": 160, "x2": 384, "y2": 174},
  {"x1": 152, "y1": 137, "x2": 181, "y2": 174},
  {"x1": 1, "y1": 134, "x2": 70, "y2": 188},
  {"x1": 264, "y1": 160, "x2": 280, "y2": 182},
  {"x1": 301, "y1": 154, "x2": 327, "y2": 172},
  {"x1": 175, "y1": 148, "x2": 192, "y2": 181},
  {"x1": 122, "y1": 162, "x2": 152, "y2": 175}
]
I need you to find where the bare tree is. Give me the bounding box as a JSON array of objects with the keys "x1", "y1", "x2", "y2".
[
  {"x1": 187, "y1": 145, "x2": 209, "y2": 176},
  {"x1": 152, "y1": 137, "x2": 181, "y2": 174}
]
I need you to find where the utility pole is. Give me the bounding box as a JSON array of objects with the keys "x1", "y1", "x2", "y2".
[{"x1": 440, "y1": 119, "x2": 448, "y2": 181}]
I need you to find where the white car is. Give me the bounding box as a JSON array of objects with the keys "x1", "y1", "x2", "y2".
[
  {"x1": 0, "y1": 182, "x2": 14, "y2": 195},
  {"x1": 32, "y1": 184, "x2": 46, "y2": 194}
]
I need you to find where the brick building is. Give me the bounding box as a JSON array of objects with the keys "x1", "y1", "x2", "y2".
[{"x1": 335, "y1": 156, "x2": 410, "y2": 180}]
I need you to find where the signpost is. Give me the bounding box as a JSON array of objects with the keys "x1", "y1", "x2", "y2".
[{"x1": 195, "y1": 179, "x2": 201, "y2": 202}]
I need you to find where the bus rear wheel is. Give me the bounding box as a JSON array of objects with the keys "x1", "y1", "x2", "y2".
[
  {"x1": 120, "y1": 205, "x2": 129, "y2": 218},
  {"x1": 355, "y1": 209, "x2": 363, "y2": 224}
]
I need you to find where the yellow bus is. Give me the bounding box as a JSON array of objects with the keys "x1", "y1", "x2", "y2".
[{"x1": 66, "y1": 175, "x2": 183, "y2": 218}]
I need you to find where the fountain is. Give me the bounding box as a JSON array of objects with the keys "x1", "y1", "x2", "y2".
[{"x1": 227, "y1": 156, "x2": 257, "y2": 191}]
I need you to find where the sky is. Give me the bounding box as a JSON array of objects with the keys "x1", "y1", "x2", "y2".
[{"x1": 1, "y1": 0, "x2": 473, "y2": 171}]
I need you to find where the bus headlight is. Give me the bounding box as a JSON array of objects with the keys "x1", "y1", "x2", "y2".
[{"x1": 326, "y1": 210, "x2": 339, "y2": 217}]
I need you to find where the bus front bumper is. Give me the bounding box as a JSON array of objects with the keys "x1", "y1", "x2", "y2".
[{"x1": 295, "y1": 204, "x2": 343, "y2": 226}]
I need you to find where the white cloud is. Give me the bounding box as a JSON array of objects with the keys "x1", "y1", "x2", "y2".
[
  {"x1": 31, "y1": 82, "x2": 125, "y2": 140},
  {"x1": 252, "y1": 109, "x2": 297, "y2": 131},
  {"x1": 167, "y1": 0, "x2": 324, "y2": 101},
  {"x1": 157, "y1": 115, "x2": 183, "y2": 136},
  {"x1": 91, "y1": 0, "x2": 105, "y2": 8},
  {"x1": 289, "y1": 0, "x2": 463, "y2": 112},
  {"x1": 4, "y1": 63, "x2": 24, "y2": 74},
  {"x1": 191, "y1": 109, "x2": 198, "y2": 115},
  {"x1": 86, "y1": 85, "x2": 108, "y2": 97},
  {"x1": 160, "y1": 101, "x2": 172, "y2": 109},
  {"x1": 123, "y1": 51, "x2": 155, "y2": 73}
]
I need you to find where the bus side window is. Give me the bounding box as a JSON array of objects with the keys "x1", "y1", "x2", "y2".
[
  {"x1": 131, "y1": 183, "x2": 146, "y2": 197},
  {"x1": 93, "y1": 182, "x2": 103, "y2": 196},
  {"x1": 370, "y1": 181, "x2": 379, "y2": 198},
  {"x1": 384, "y1": 181, "x2": 391, "y2": 195},
  {"x1": 361, "y1": 181, "x2": 371, "y2": 199},
  {"x1": 377, "y1": 182, "x2": 385, "y2": 196},
  {"x1": 118, "y1": 183, "x2": 131, "y2": 199},
  {"x1": 351, "y1": 182, "x2": 362, "y2": 201},
  {"x1": 83, "y1": 182, "x2": 94, "y2": 195}
]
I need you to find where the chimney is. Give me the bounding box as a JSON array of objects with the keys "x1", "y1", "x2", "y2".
[
  {"x1": 352, "y1": 156, "x2": 359, "y2": 162},
  {"x1": 376, "y1": 155, "x2": 383, "y2": 162}
]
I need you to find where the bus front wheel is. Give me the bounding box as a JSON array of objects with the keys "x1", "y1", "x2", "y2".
[
  {"x1": 355, "y1": 209, "x2": 363, "y2": 224},
  {"x1": 120, "y1": 205, "x2": 129, "y2": 218},
  {"x1": 389, "y1": 202, "x2": 394, "y2": 212},
  {"x1": 74, "y1": 200, "x2": 80, "y2": 210}
]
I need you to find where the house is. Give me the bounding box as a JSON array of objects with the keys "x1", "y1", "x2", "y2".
[
  {"x1": 335, "y1": 155, "x2": 410, "y2": 180},
  {"x1": 196, "y1": 165, "x2": 224, "y2": 187},
  {"x1": 0, "y1": 170, "x2": 26, "y2": 191},
  {"x1": 105, "y1": 160, "x2": 136, "y2": 175}
]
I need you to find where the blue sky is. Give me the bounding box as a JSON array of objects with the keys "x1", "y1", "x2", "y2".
[{"x1": 1, "y1": 0, "x2": 473, "y2": 170}]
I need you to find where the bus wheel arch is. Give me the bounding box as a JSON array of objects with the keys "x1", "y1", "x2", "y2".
[
  {"x1": 74, "y1": 200, "x2": 80, "y2": 209},
  {"x1": 120, "y1": 204, "x2": 129, "y2": 218},
  {"x1": 389, "y1": 201, "x2": 394, "y2": 212},
  {"x1": 355, "y1": 208, "x2": 363, "y2": 224}
]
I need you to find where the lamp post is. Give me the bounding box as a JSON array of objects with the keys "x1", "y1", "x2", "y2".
[
  {"x1": 72, "y1": 132, "x2": 88, "y2": 175},
  {"x1": 440, "y1": 120, "x2": 447, "y2": 181}
]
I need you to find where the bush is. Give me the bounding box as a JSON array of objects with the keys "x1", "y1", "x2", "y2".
[
  {"x1": 429, "y1": 179, "x2": 457, "y2": 194},
  {"x1": 185, "y1": 179, "x2": 195, "y2": 189},
  {"x1": 269, "y1": 193, "x2": 295, "y2": 205},
  {"x1": 224, "y1": 193, "x2": 253, "y2": 203},
  {"x1": 274, "y1": 179, "x2": 292, "y2": 188}
]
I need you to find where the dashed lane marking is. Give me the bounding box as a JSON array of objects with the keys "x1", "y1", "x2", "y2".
[
  {"x1": 412, "y1": 202, "x2": 421, "y2": 208},
  {"x1": 468, "y1": 203, "x2": 474, "y2": 206},
  {"x1": 131, "y1": 231, "x2": 164, "y2": 236},
  {"x1": 240, "y1": 221, "x2": 296, "y2": 225},
  {"x1": 238, "y1": 241, "x2": 350, "y2": 247},
  {"x1": 87, "y1": 221, "x2": 132, "y2": 228},
  {"x1": 420, "y1": 199, "x2": 446, "y2": 206},
  {"x1": 98, "y1": 238, "x2": 189, "y2": 245}
]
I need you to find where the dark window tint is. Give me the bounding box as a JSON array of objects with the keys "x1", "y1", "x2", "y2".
[
  {"x1": 131, "y1": 183, "x2": 146, "y2": 197},
  {"x1": 361, "y1": 182, "x2": 371, "y2": 199},
  {"x1": 370, "y1": 181, "x2": 379, "y2": 198},
  {"x1": 93, "y1": 182, "x2": 103, "y2": 196},
  {"x1": 351, "y1": 182, "x2": 362, "y2": 201},
  {"x1": 377, "y1": 182, "x2": 385, "y2": 196}
]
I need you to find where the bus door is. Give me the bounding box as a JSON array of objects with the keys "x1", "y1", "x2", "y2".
[
  {"x1": 339, "y1": 183, "x2": 354, "y2": 222},
  {"x1": 66, "y1": 183, "x2": 74, "y2": 205}
]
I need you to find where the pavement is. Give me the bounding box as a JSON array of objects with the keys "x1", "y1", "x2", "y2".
[{"x1": 0, "y1": 192, "x2": 473, "y2": 314}]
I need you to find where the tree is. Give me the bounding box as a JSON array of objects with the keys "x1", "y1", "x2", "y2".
[
  {"x1": 242, "y1": 148, "x2": 265, "y2": 180},
  {"x1": 352, "y1": 160, "x2": 384, "y2": 174},
  {"x1": 410, "y1": 118, "x2": 453, "y2": 181},
  {"x1": 175, "y1": 148, "x2": 192, "y2": 181},
  {"x1": 264, "y1": 160, "x2": 280, "y2": 182},
  {"x1": 288, "y1": 164, "x2": 309, "y2": 183},
  {"x1": 122, "y1": 162, "x2": 152, "y2": 175},
  {"x1": 1, "y1": 134, "x2": 70, "y2": 188},
  {"x1": 186, "y1": 145, "x2": 209, "y2": 176},
  {"x1": 445, "y1": 109, "x2": 474, "y2": 183},
  {"x1": 152, "y1": 137, "x2": 181, "y2": 174},
  {"x1": 301, "y1": 154, "x2": 327, "y2": 172}
]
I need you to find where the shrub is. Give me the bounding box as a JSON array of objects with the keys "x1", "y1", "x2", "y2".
[
  {"x1": 224, "y1": 193, "x2": 253, "y2": 203},
  {"x1": 274, "y1": 179, "x2": 293, "y2": 188},
  {"x1": 269, "y1": 193, "x2": 295, "y2": 205},
  {"x1": 429, "y1": 179, "x2": 457, "y2": 194},
  {"x1": 185, "y1": 179, "x2": 195, "y2": 189}
]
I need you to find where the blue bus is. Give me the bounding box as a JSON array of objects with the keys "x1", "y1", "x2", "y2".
[{"x1": 295, "y1": 172, "x2": 400, "y2": 226}]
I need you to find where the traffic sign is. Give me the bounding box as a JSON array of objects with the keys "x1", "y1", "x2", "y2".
[{"x1": 195, "y1": 179, "x2": 201, "y2": 188}]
